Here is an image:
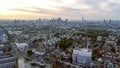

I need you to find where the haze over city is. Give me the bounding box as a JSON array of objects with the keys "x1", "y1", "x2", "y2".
[
  {"x1": 0, "y1": 0, "x2": 120, "y2": 20},
  {"x1": 0, "y1": 0, "x2": 120, "y2": 68}
]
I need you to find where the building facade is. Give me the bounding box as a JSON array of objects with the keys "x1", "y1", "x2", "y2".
[{"x1": 72, "y1": 48, "x2": 92, "y2": 67}]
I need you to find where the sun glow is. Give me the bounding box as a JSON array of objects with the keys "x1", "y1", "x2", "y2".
[{"x1": 0, "y1": 0, "x2": 58, "y2": 19}]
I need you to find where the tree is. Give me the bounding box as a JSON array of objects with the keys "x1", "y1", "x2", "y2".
[
  {"x1": 82, "y1": 29, "x2": 109, "y2": 38},
  {"x1": 56, "y1": 38, "x2": 72, "y2": 50},
  {"x1": 27, "y1": 49, "x2": 33, "y2": 56}
]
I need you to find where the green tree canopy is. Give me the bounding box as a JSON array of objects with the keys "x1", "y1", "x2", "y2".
[
  {"x1": 82, "y1": 29, "x2": 109, "y2": 38},
  {"x1": 56, "y1": 38, "x2": 72, "y2": 50},
  {"x1": 27, "y1": 49, "x2": 33, "y2": 56}
]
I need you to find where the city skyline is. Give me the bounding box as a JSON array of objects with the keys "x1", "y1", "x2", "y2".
[{"x1": 0, "y1": 0, "x2": 120, "y2": 20}]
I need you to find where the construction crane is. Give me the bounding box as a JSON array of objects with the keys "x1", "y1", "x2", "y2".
[{"x1": 82, "y1": 17, "x2": 89, "y2": 49}]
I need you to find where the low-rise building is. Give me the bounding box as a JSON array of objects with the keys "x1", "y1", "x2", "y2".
[
  {"x1": 15, "y1": 42, "x2": 28, "y2": 52},
  {"x1": 0, "y1": 56, "x2": 16, "y2": 68}
]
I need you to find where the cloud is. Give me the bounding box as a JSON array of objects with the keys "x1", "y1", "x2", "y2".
[
  {"x1": 1, "y1": 0, "x2": 120, "y2": 19},
  {"x1": 9, "y1": 7, "x2": 76, "y2": 18}
]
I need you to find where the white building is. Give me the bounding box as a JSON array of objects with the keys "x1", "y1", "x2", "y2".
[
  {"x1": 8, "y1": 31, "x2": 22, "y2": 35},
  {"x1": 97, "y1": 36, "x2": 102, "y2": 41},
  {"x1": 15, "y1": 42, "x2": 28, "y2": 52},
  {"x1": 0, "y1": 34, "x2": 8, "y2": 43},
  {"x1": 32, "y1": 49, "x2": 46, "y2": 56},
  {"x1": 72, "y1": 48, "x2": 92, "y2": 66}
]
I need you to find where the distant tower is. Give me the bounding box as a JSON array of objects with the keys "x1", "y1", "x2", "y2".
[
  {"x1": 109, "y1": 19, "x2": 112, "y2": 24},
  {"x1": 104, "y1": 19, "x2": 108, "y2": 28},
  {"x1": 82, "y1": 16, "x2": 84, "y2": 24},
  {"x1": 39, "y1": 18, "x2": 41, "y2": 22},
  {"x1": 104, "y1": 19, "x2": 106, "y2": 23},
  {"x1": 65, "y1": 18, "x2": 68, "y2": 23}
]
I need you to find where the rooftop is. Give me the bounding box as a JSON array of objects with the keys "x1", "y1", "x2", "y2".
[{"x1": 74, "y1": 48, "x2": 92, "y2": 52}]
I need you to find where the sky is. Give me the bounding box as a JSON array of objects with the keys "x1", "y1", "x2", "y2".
[{"x1": 0, "y1": 0, "x2": 120, "y2": 20}]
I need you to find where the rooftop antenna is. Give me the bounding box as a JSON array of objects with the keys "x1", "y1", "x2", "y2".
[{"x1": 82, "y1": 17, "x2": 89, "y2": 49}]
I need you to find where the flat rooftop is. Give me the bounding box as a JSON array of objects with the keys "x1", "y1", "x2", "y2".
[{"x1": 74, "y1": 48, "x2": 92, "y2": 52}]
